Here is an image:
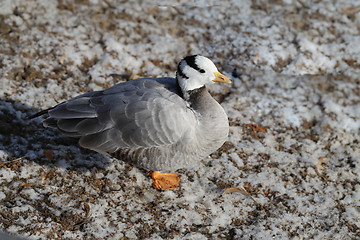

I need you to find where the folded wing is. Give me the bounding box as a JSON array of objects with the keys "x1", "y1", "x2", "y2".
[{"x1": 44, "y1": 78, "x2": 196, "y2": 153}]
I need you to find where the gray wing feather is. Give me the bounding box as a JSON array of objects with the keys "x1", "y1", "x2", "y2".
[
  {"x1": 48, "y1": 99, "x2": 97, "y2": 119},
  {"x1": 44, "y1": 78, "x2": 195, "y2": 153}
]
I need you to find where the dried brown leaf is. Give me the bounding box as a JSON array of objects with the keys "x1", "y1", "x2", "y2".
[
  {"x1": 244, "y1": 123, "x2": 267, "y2": 133},
  {"x1": 221, "y1": 187, "x2": 257, "y2": 203},
  {"x1": 18, "y1": 183, "x2": 31, "y2": 191},
  {"x1": 222, "y1": 187, "x2": 248, "y2": 195},
  {"x1": 316, "y1": 157, "x2": 326, "y2": 171},
  {"x1": 41, "y1": 171, "x2": 46, "y2": 183},
  {"x1": 43, "y1": 150, "x2": 53, "y2": 161},
  {"x1": 84, "y1": 202, "x2": 91, "y2": 218}
]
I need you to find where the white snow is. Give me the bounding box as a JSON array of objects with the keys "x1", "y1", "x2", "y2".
[{"x1": 0, "y1": 0, "x2": 359, "y2": 239}]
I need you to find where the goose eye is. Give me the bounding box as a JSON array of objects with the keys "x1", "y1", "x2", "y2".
[{"x1": 199, "y1": 69, "x2": 205, "y2": 73}]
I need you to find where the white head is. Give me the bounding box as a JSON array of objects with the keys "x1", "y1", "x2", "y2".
[{"x1": 176, "y1": 55, "x2": 230, "y2": 97}]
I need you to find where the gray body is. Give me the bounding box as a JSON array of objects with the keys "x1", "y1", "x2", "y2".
[{"x1": 43, "y1": 77, "x2": 229, "y2": 171}]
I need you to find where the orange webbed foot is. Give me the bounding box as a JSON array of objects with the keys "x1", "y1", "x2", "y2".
[{"x1": 148, "y1": 171, "x2": 181, "y2": 190}]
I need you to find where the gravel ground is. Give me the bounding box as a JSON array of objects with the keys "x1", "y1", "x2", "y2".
[{"x1": 0, "y1": 0, "x2": 359, "y2": 239}]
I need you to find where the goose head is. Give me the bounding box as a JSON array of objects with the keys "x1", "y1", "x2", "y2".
[{"x1": 176, "y1": 55, "x2": 231, "y2": 98}]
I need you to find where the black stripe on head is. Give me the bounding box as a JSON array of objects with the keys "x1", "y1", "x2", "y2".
[
  {"x1": 177, "y1": 61, "x2": 189, "y2": 79},
  {"x1": 184, "y1": 55, "x2": 206, "y2": 73}
]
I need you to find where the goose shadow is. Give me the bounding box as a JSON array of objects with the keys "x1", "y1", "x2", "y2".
[{"x1": 0, "y1": 97, "x2": 111, "y2": 172}]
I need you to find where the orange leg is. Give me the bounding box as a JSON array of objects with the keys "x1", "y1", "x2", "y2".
[{"x1": 148, "y1": 171, "x2": 181, "y2": 190}]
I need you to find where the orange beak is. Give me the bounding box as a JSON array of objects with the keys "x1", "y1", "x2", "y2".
[{"x1": 213, "y1": 72, "x2": 231, "y2": 84}]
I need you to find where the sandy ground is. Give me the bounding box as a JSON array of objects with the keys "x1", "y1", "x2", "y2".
[{"x1": 0, "y1": 0, "x2": 359, "y2": 239}]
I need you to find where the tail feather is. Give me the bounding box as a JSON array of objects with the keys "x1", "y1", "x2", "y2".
[{"x1": 27, "y1": 107, "x2": 54, "y2": 120}]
